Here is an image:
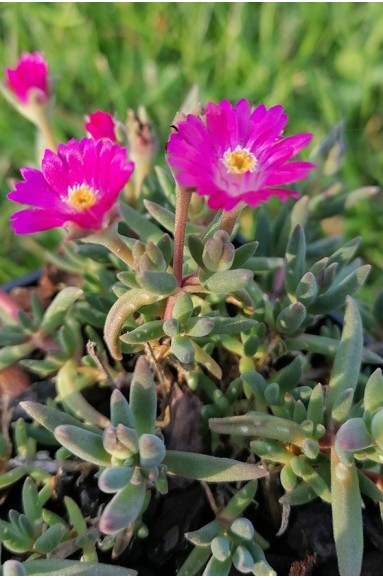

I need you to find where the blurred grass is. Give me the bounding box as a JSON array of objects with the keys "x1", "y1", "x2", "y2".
[{"x1": 0, "y1": 3, "x2": 382, "y2": 294}]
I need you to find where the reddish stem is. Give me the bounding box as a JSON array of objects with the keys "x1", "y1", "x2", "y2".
[
  {"x1": 163, "y1": 293, "x2": 178, "y2": 321},
  {"x1": 173, "y1": 185, "x2": 193, "y2": 286},
  {"x1": 219, "y1": 205, "x2": 243, "y2": 237}
]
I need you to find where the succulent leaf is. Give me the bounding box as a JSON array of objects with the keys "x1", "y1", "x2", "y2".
[
  {"x1": 54, "y1": 426, "x2": 111, "y2": 466},
  {"x1": 40, "y1": 287, "x2": 83, "y2": 336},
  {"x1": 138, "y1": 434, "x2": 166, "y2": 467},
  {"x1": 328, "y1": 297, "x2": 363, "y2": 417},
  {"x1": 33, "y1": 523, "x2": 67, "y2": 554},
  {"x1": 110, "y1": 390, "x2": 135, "y2": 429},
  {"x1": 98, "y1": 467, "x2": 134, "y2": 493},
  {"x1": 331, "y1": 448, "x2": 363, "y2": 576},
  {"x1": 104, "y1": 288, "x2": 162, "y2": 360},
  {"x1": 129, "y1": 356, "x2": 157, "y2": 436},
  {"x1": 98, "y1": 481, "x2": 146, "y2": 535},
  {"x1": 335, "y1": 418, "x2": 373, "y2": 453},
  {"x1": 201, "y1": 269, "x2": 253, "y2": 293},
  {"x1": 285, "y1": 224, "x2": 306, "y2": 297},
  {"x1": 164, "y1": 450, "x2": 267, "y2": 482}
]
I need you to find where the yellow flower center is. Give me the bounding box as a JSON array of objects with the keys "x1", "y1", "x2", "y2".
[
  {"x1": 67, "y1": 184, "x2": 98, "y2": 211},
  {"x1": 222, "y1": 146, "x2": 257, "y2": 175}
]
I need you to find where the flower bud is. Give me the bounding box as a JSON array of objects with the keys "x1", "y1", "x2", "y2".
[
  {"x1": 133, "y1": 240, "x2": 166, "y2": 272},
  {"x1": 2, "y1": 53, "x2": 51, "y2": 126},
  {"x1": 102, "y1": 427, "x2": 131, "y2": 459},
  {"x1": 126, "y1": 106, "x2": 158, "y2": 197},
  {"x1": 202, "y1": 231, "x2": 235, "y2": 272}
]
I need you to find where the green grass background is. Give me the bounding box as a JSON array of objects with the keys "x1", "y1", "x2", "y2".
[{"x1": 0, "y1": 3, "x2": 382, "y2": 293}]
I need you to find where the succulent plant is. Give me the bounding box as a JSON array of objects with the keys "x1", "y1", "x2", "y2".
[{"x1": 1, "y1": 49, "x2": 382, "y2": 577}]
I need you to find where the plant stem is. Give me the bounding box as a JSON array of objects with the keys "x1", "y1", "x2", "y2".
[
  {"x1": 173, "y1": 185, "x2": 193, "y2": 286},
  {"x1": 35, "y1": 111, "x2": 57, "y2": 152},
  {"x1": 219, "y1": 205, "x2": 243, "y2": 237},
  {"x1": 85, "y1": 231, "x2": 134, "y2": 267}
]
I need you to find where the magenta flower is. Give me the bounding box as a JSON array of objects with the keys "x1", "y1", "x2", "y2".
[
  {"x1": 85, "y1": 111, "x2": 117, "y2": 142},
  {"x1": 8, "y1": 138, "x2": 134, "y2": 234},
  {"x1": 166, "y1": 99, "x2": 315, "y2": 211},
  {"x1": 6, "y1": 52, "x2": 49, "y2": 105}
]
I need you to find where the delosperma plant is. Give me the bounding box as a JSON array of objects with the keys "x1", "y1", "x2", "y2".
[{"x1": 0, "y1": 51, "x2": 382, "y2": 576}]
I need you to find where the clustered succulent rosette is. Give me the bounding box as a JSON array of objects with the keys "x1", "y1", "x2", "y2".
[{"x1": 1, "y1": 52, "x2": 382, "y2": 578}]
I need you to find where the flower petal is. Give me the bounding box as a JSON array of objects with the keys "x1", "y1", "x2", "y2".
[{"x1": 9, "y1": 208, "x2": 66, "y2": 234}]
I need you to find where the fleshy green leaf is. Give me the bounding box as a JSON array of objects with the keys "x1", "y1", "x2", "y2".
[
  {"x1": 328, "y1": 297, "x2": 363, "y2": 416},
  {"x1": 0, "y1": 466, "x2": 27, "y2": 489},
  {"x1": 172, "y1": 292, "x2": 194, "y2": 322},
  {"x1": 129, "y1": 356, "x2": 157, "y2": 436},
  {"x1": 164, "y1": 450, "x2": 267, "y2": 482},
  {"x1": 64, "y1": 497, "x2": 87, "y2": 535},
  {"x1": 336, "y1": 418, "x2": 373, "y2": 453},
  {"x1": 33, "y1": 523, "x2": 67, "y2": 554},
  {"x1": 2, "y1": 560, "x2": 27, "y2": 576},
  {"x1": 331, "y1": 449, "x2": 363, "y2": 576},
  {"x1": 186, "y1": 520, "x2": 222, "y2": 546},
  {"x1": 251, "y1": 440, "x2": 291, "y2": 464},
  {"x1": 57, "y1": 360, "x2": 110, "y2": 428},
  {"x1": 272, "y1": 355, "x2": 305, "y2": 396},
  {"x1": 211, "y1": 536, "x2": 231, "y2": 562},
  {"x1": 364, "y1": 369, "x2": 383, "y2": 412},
  {"x1": 232, "y1": 241, "x2": 259, "y2": 269},
  {"x1": 285, "y1": 225, "x2": 306, "y2": 297},
  {"x1": 230, "y1": 517, "x2": 254, "y2": 541},
  {"x1": 17, "y1": 560, "x2": 136, "y2": 576},
  {"x1": 22, "y1": 477, "x2": 42, "y2": 524},
  {"x1": 185, "y1": 317, "x2": 215, "y2": 337},
  {"x1": 139, "y1": 434, "x2": 166, "y2": 467},
  {"x1": 110, "y1": 390, "x2": 135, "y2": 429},
  {"x1": 54, "y1": 426, "x2": 111, "y2": 466},
  {"x1": 104, "y1": 288, "x2": 162, "y2": 360},
  {"x1": 201, "y1": 269, "x2": 253, "y2": 293},
  {"x1": 295, "y1": 272, "x2": 318, "y2": 306},
  {"x1": 98, "y1": 467, "x2": 134, "y2": 494},
  {"x1": 171, "y1": 335, "x2": 195, "y2": 364},
  {"x1": 331, "y1": 388, "x2": 355, "y2": 424},
  {"x1": 285, "y1": 334, "x2": 382, "y2": 364},
  {"x1": 136, "y1": 271, "x2": 177, "y2": 295},
  {"x1": 98, "y1": 481, "x2": 146, "y2": 534},
  {"x1": 309, "y1": 265, "x2": 370, "y2": 314},
  {"x1": 306, "y1": 383, "x2": 324, "y2": 425},
  {"x1": 193, "y1": 342, "x2": 222, "y2": 379},
  {"x1": 40, "y1": 287, "x2": 83, "y2": 336},
  {"x1": 203, "y1": 556, "x2": 231, "y2": 576},
  {"x1": 20, "y1": 401, "x2": 99, "y2": 435},
  {"x1": 245, "y1": 257, "x2": 284, "y2": 272},
  {"x1": 210, "y1": 413, "x2": 305, "y2": 445},
  {"x1": 233, "y1": 545, "x2": 254, "y2": 574},
  {"x1": 327, "y1": 237, "x2": 361, "y2": 268},
  {"x1": 276, "y1": 302, "x2": 306, "y2": 335},
  {"x1": 208, "y1": 317, "x2": 258, "y2": 336},
  {"x1": 120, "y1": 201, "x2": 163, "y2": 242},
  {"x1": 177, "y1": 545, "x2": 212, "y2": 577},
  {"x1": 120, "y1": 320, "x2": 165, "y2": 344}
]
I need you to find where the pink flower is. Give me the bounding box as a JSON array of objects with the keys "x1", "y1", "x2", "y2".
[
  {"x1": 166, "y1": 99, "x2": 315, "y2": 211},
  {"x1": 6, "y1": 52, "x2": 49, "y2": 104},
  {"x1": 85, "y1": 111, "x2": 117, "y2": 142},
  {"x1": 8, "y1": 138, "x2": 134, "y2": 234}
]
